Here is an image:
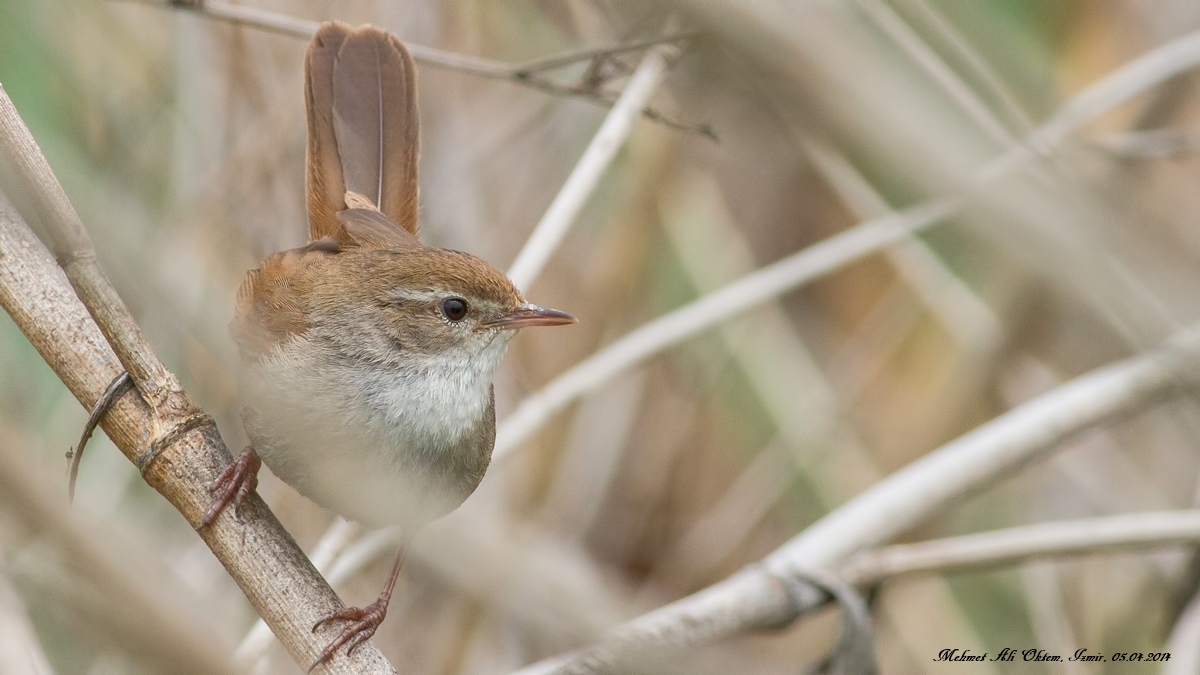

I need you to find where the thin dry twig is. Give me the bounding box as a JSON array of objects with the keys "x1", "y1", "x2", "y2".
[
  {"x1": 512, "y1": 34, "x2": 694, "y2": 78},
  {"x1": 67, "y1": 371, "x2": 133, "y2": 502},
  {"x1": 508, "y1": 46, "x2": 674, "y2": 291},
  {"x1": 140, "y1": 0, "x2": 709, "y2": 134},
  {"x1": 840, "y1": 510, "x2": 1200, "y2": 584},
  {"x1": 158, "y1": 0, "x2": 518, "y2": 74},
  {"x1": 0, "y1": 86, "x2": 394, "y2": 674},
  {"x1": 514, "y1": 323, "x2": 1200, "y2": 674}
]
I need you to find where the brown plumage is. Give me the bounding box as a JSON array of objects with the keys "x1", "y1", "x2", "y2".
[
  {"x1": 236, "y1": 22, "x2": 423, "y2": 359},
  {"x1": 212, "y1": 22, "x2": 575, "y2": 670}
]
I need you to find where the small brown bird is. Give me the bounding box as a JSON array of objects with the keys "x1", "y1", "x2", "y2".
[{"x1": 201, "y1": 21, "x2": 575, "y2": 668}]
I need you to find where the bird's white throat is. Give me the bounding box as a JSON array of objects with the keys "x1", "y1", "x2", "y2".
[
  {"x1": 257, "y1": 331, "x2": 511, "y2": 449},
  {"x1": 354, "y1": 338, "x2": 509, "y2": 447}
]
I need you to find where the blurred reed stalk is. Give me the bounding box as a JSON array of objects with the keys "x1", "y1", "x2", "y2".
[{"x1": 0, "y1": 84, "x2": 395, "y2": 674}]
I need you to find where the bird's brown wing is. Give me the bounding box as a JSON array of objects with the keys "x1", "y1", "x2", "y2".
[{"x1": 232, "y1": 243, "x2": 333, "y2": 359}]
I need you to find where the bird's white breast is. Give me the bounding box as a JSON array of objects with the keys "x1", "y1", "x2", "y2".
[{"x1": 241, "y1": 333, "x2": 510, "y2": 527}]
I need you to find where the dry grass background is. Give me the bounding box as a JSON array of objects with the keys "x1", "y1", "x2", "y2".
[{"x1": 3, "y1": 0, "x2": 1200, "y2": 673}]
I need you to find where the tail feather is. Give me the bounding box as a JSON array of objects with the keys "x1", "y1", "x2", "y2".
[
  {"x1": 304, "y1": 22, "x2": 420, "y2": 244},
  {"x1": 304, "y1": 22, "x2": 349, "y2": 243}
]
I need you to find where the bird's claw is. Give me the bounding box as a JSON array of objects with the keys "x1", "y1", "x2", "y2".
[
  {"x1": 308, "y1": 597, "x2": 388, "y2": 671},
  {"x1": 198, "y1": 446, "x2": 261, "y2": 529}
]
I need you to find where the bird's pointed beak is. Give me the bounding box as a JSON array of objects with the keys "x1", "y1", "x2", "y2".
[{"x1": 480, "y1": 303, "x2": 577, "y2": 329}]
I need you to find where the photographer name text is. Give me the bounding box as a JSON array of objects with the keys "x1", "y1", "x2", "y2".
[{"x1": 934, "y1": 648, "x2": 1170, "y2": 663}]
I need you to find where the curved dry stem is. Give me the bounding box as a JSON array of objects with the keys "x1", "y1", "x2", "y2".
[
  {"x1": 513, "y1": 324, "x2": 1200, "y2": 674},
  {"x1": 68, "y1": 371, "x2": 133, "y2": 502}
]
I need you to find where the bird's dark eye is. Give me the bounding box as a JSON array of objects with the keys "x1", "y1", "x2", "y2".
[{"x1": 441, "y1": 297, "x2": 468, "y2": 322}]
